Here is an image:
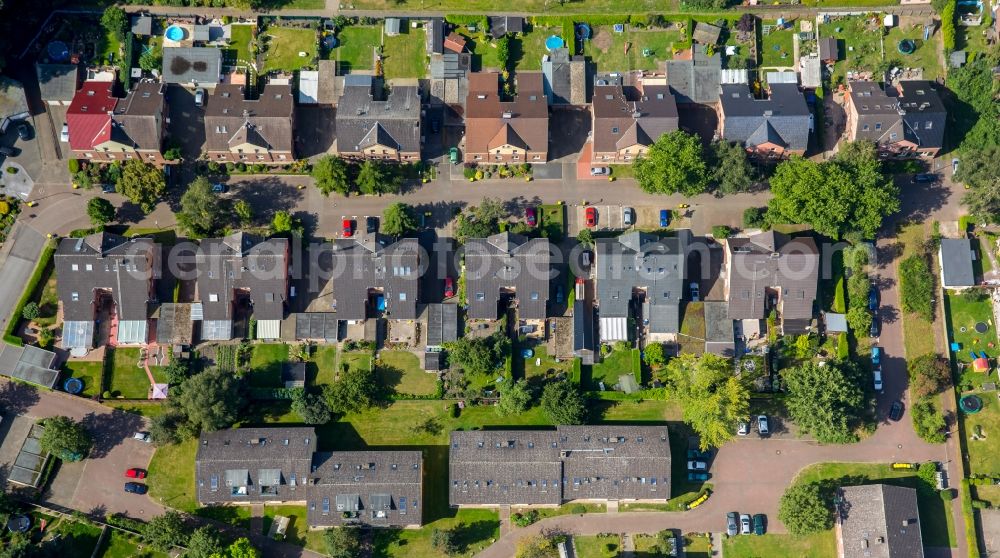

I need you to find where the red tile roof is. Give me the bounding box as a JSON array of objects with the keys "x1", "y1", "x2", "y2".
[{"x1": 67, "y1": 81, "x2": 115, "y2": 151}]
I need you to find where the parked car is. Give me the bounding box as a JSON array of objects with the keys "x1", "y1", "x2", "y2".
[
  {"x1": 623, "y1": 207, "x2": 634, "y2": 227},
  {"x1": 60, "y1": 123, "x2": 69, "y2": 143},
  {"x1": 689, "y1": 282, "x2": 700, "y2": 302},
  {"x1": 740, "y1": 514, "x2": 752, "y2": 535},
  {"x1": 101, "y1": 184, "x2": 116, "y2": 194},
  {"x1": 590, "y1": 166, "x2": 609, "y2": 176},
  {"x1": 342, "y1": 219, "x2": 353, "y2": 237},
  {"x1": 753, "y1": 514, "x2": 766, "y2": 535},
  {"x1": 868, "y1": 287, "x2": 879, "y2": 311},
  {"x1": 687, "y1": 460, "x2": 707, "y2": 471},
  {"x1": 686, "y1": 449, "x2": 711, "y2": 460},
  {"x1": 211, "y1": 183, "x2": 226, "y2": 193},
  {"x1": 449, "y1": 147, "x2": 459, "y2": 164},
  {"x1": 870, "y1": 316, "x2": 881, "y2": 337},
  {"x1": 873, "y1": 367, "x2": 884, "y2": 392},
  {"x1": 125, "y1": 468, "x2": 146, "y2": 479},
  {"x1": 912, "y1": 173, "x2": 937, "y2": 183},
  {"x1": 585, "y1": 206, "x2": 597, "y2": 228},
  {"x1": 0, "y1": 146, "x2": 18, "y2": 157},
  {"x1": 660, "y1": 209, "x2": 670, "y2": 228},
  {"x1": 124, "y1": 482, "x2": 147, "y2": 495},
  {"x1": 556, "y1": 285, "x2": 564, "y2": 304},
  {"x1": 430, "y1": 119, "x2": 440, "y2": 133},
  {"x1": 688, "y1": 472, "x2": 710, "y2": 482},
  {"x1": 16, "y1": 122, "x2": 32, "y2": 141},
  {"x1": 757, "y1": 415, "x2": 769, "y2": 436},
  {"x1": 526, "y1": 207, "x2": 537, "y2": 227},
  {"x1": 132, "y1": 432, "x2": 151, "y2": 443},
  {"x1": 889, "y1": 400, "x2": 904, "y2": 421},
  {"x1": 727, "y1": 512, "x2": 739, "y2": 536},
  {"x1": 871, "y1": 346, "x2": 881, "y2": 365},
  {"x1": 952, "y1": 158, "x2": 960, "y2": 175},
  {"x1": 737, "y1": 421, "x2": 749, "y2": 436},
  {"x1": 194, "y1": 88, "x2": 206, "y2": 107},
  {"x1": 444, "y1": 277, "x2": 455, "y2": 298}
]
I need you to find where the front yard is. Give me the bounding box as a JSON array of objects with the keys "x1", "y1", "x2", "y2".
[
  {"x1": 97, "y1": 529, "x2": 168, "y2": 558},
  {"x1": 574, "y1": 534, "x2": 619, "y2": 558}
]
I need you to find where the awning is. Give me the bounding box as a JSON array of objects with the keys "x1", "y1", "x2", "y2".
[
  {"x1": 61, "y1": 321, "x2": 94, "y2": 349},
  {"x1": 599, "y1": 317, "x2": 628, "y2": 342},
  {"x1": 256, "y1": 319, "x2": 280, "y2": 340},
  {"x1": 117, "y1": 320, "x2": 148, "y2": 345}
]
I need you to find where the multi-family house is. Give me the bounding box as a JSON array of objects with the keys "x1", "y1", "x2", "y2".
[
  {"x1": 719, "y1": 83, "x2": 811, "y2": 158},
  {"x1": 464, "y1": 72, "x2": 549, "y2": 163},
  {"x1": 334, "y1": 75, "x2": 422, "y2": 162},
  {"x1": 66, "y1": 81, "x2": 168, "y2": 163},
  {"x1": 844, "y1": 80, "x2": 946, "y2": 158},
  {"x1": 464, "y1": 233, "x2": 550, "y2": 321},
  {"x1": 204, "y1": 84, "x2": 295, "y2": 164},
  {"x1": 591, "y1": 74, "x2": 678, "y2": 164},
  {"x1": 837, "y1": 484, "x2": 924, "y2": 558}
]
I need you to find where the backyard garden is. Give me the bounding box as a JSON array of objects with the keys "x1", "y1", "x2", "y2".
[
  {"x1": 818, "y1": 14, "x2": 887, "y2": 84},
  {"x1": 104, "y1": 347, "x2": 168, "y2": 399}
]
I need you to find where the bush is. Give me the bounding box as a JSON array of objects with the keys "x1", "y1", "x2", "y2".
[
  {"x1": 449, "y1": 402, "x2": 460, "y2": 418},
  {"x1": 973, "y1": 499, "x2": 991, "y2": 509},
  {"x1": 832, "y1": 277, "x2": 847, "y2": 313},
  {"x1": 742, "y1": 207, "x2": 765, "y2": 229},
  {"x1": 959, "y1": 215, "x2": 971, "y2": 233},
  {"x1": 511, "y1": 510, "x2": 539, "y2": 527},
  {"x1": 911, "y1": 397, "x2": 947, "y2": 443},
  {"x1": 941, "y1": 0, "x2": 956, "y2": 50},
  {"x1": 67, "y1": 159, "x2": 80, "y2": 174},
  {"x1": 899, "y1": 254, "x2": 934, "y2": 320},
  {"x1": 836, "y1": 334, "x2": 849, "y2": 359},
  {"x1": 569, "y1": 504, "x2": 587, "y2": 514},
  {"x1": 711, "y1": 225, "x2": 732, "y2": 238}
]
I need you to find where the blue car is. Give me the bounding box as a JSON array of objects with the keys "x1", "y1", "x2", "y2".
[
  {"x1": 868, "y1": 287, "x2": 879, "y2": 311},
  {"x1": 687, "y1": 448, "x2": 712, "y2": 460},
  {"x1": 660, "y1": 209, "x2": 670, "y2": 228},
  {"x1": 688, "y1": 472, "x2": 710, "y2": 482},
  {"x1": 871, "y1": 346, "x2": 881, "y2": 365}
]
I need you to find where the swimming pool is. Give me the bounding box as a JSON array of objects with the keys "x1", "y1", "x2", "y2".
[
  {"x1": 545, "y1": 35, "x2": 564, "y2": 50},
  {"x1": 165, "y1": 25, "x2": 186, "y2": 42}
]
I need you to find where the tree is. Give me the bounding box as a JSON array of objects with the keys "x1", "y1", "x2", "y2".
[
  {"x1": 576, "y1": 227, "x2": 593, "y2": 246},
  {"x1": 39, "y1": 416, "x2": 92, "y2": 461},
  {"x1": 149, "y1": 409, "x2": 186, "y2": 445},
  {"x1": 634, "y1": 130, "x2": 709, "y2": 196},
  {"x1": 21, "y1": 302, "x2": 38, "y2": 320},
  {"x1": 356, "y1": 160, "x2": 397, "y2": 195},
  {"x1": 142, "y1": 511, "x2": 187, "y2": 552},
  {"x1": 540, "y1": 381, "x2": 587, "y2": 425},
  {"x1": 271, "y1": 210, "x2": 294, "y2": 234},
  {"x1": 443, "y1": 332, "x2": 510, "y2": 376},
  {"x1": 765, "y1": 143, "x2": 899, "y2": 239},
  {"x1": 846, "y1": 305, "x2": 873, "y2": 336},
  {"x1": 644, "y1": 343, "x2": 667, "y2": 367},
  {"x1": 221, "y1": 538, "x2": 260, "y2": 558},
  {"x1": 100, "y1": 6, "x2": 128, "y2": 42},
  {"x1": 139, "y1": 48, "x2": 162, "y2": 72},
  {"x1": 292, "y1": 390, "x2": 332, "y2": 424},
  {"x1": 496, "y1": 379, "x2": 532, "y2": 416},
  {"x1": 955, "y1": 145, "x2": 1000, "y2": 192},
  {"x1": 311, "y1": 155, "x2": 351, "y2": 196},
  {"x1": 454, "y1": 198, "x2": 506, "y2": 242},
  {"x1": 186, "y1": 526, "x2": 225, "y2": 558},
  {"x1": 664, "y1": 353, "x2": 751, "y2": 450},
  {"x1": 163, "y1": 359, "x2": 190, "y2": 385},
  {"x1": 233, "y1": 199, "x2": 253, "y2": 226},
  {"x1": 911, "y1": 398, "x2": 947, "y2": 443},
  {"x1": 173, "y1": 368, "x2": 241, "y2": 433},
  {"x1": 778, "y1": 482, "x2": 832, "y2": 535},
  {"x1": 323, "y1": 366, "x2": 381, "y2": 414},
  {"x1": 177, "y1": 177, "x2": 225, "y2": 237},
  {"x1": 87, "y1": 197, "x2": 115, "y2": 226},
  {"x1": 117, "y1": 160, "x2": 167, "y2": 214},
  {"x1": 784, "y1": 361, "x2": 865, "y2": 443},
  {"x1": 899, "y1": 254, "x2": 934, "y2": 320},
  {"x1": 908, "y1": 354, "x2": 949, "y2": 399},
  {"x1": 382, "y1": 202, "x2": 417, "y2": 236},
  {"x1": 431, "y1": 527, "x2": 460, "y2": 555},
  {"x1": 710, "y1": 140, "x2": 755, "y2": 194},
  {"x1": 324, "y1": 527, "x2": 363, "y2": 558}
]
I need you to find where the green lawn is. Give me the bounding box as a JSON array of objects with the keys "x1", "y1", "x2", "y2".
[
  {"x1": 97, "y1": 529, "x2": 168, "y2": 558},
  {"x1": 34, "y1": 272, "x2": 58, "y2": 328},
  {"x1": 102, "y1": 400, "x2": 169, "y2": 418},
  {"x1": 943, "y1": 292, "x2": 995, "y2": 367},
  {"x1": 792, "y1": 462, "x2": 956, "y2": 549},
  {"x1": 582, "y1": 24, "x2": 685, "y2": 73},
  {"x1": 249, "y1": 343, "x2": 290, "y2": 387},
  {"x1": 62, "y1": 360, "x2": 103, "y2": 398},
  {"x1": 975, "y1": 235, "x2": 995, "y2": 276},
  {"x1": 147, "y1": 437, "x2": 198, "y2": 512},
  {"x1": 98, "y1": 27, "x2": 121, "y2": 65},
  {"x1": 262, "y1": 504, "x2": 310, "y2": 546},
  {"x1": 194, "y1": 505, "x2": 252, "y2": 529},
  {"x1": 514, "y1": 25, "x2": 563, "y2": 71},
  {"x1": 761, "y1": 24, "x2": 795, "y2": 68},
  {"x1": 684, "y1": 533, "x2": 713, "y2": 558},
  {"x1": 960, "y1": 392, "x2": 1000, "y2": 478},
  {"x1": 512, "y1": 502, "x2": 606, "y2": 524},
  {"x1": 383, "y1": 27, "x2": 427, "y2": 80},
  {"x1": 585, "y1": 347, "x2": 636, "y2": 391},
  {"x1": 372, "y1": 508, "x2": 500, "y2": 557},
  {"x1": 516, "y1": 345, "x2": 575, "y2": 381},
  {"x1": 262, "y1": 26, "x2": 317, "y2": 73},
  {"x1": 343, "y1": 351, "x2": 374, "y2": 373},
  {"x1": 885, "y1": 24, "x2": 943, "y2": 81},
  {"x1": 819, "y1": 17, "x2": 885, "y2": 84},
  {"x1": 590, "y1": 398, "x2": 680, "y2": 422},
  {"x1": 333, "y1": 26, "x2": 381, "y2": 70},
  {"x1": 679, "y1": 301, "x2": 706, "y2": 356},
  {"x1": 227, "y1": 24, "x2": 255, "y2": 66},
  {"x1": 540, "y1": 204, "x2": 566, "y2": 240},
  {"x1": 46, "y1": 517, "x2": 104, "y2": 558},
  {"x1": 574, "y1": 534, "x2": 620, "y2": 558},
  {"x1": 468, "y1": 33, "x2": 503, "y2": 71},
  {"x1": 378, "y1": 350, "x2": 438, "y2": 395},
  {"x1": 898, "y1": 224, "x2": 937, "y2": 359},
  {"x1": 724, "y1": 531, "x2": 837, "y2": 558},
  {"x1": 105, "y1": 347, "x2": 164, "y2": 399},
  {"x1": 310, "y1": 345, "x2": 337, "y2": 386}
]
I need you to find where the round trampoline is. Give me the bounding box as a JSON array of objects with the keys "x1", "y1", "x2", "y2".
[
  {"x1": 976, "y1": 322, "x2": 990, "y2": 334},
  {"x1": 961, "y1": 394, "x2": 984, "y2": 414},
  {"x1": 46, "y1": 41, "x2": 69, "y2": 62},
  {"x1": 521, "y1": 348, "x2": 534, "y2": 358},
  {"x1": 323, "y1": 35, "x2": 338, "y2": 49},
  {"x1": 165, "y1": 25, "x2": 186, "y2": 42},
  {"x1": 897, "y1": 39, "x2": 916, "y2": 55},
  {"x1": 961, "y1": 326, "x2": 968, "y2": 333},
  {"x1": 6, "y1": 515, "x2": 30, "y2": 533},
  {"x1": 576, "y1": 24, "x2": 591, "y2": 40},
  {"x1": 63, "y1": 377, "x2": 83, "y2": 395},
  {"x1": 545, "y1": 35, "x2": 564, "y2": 50}
]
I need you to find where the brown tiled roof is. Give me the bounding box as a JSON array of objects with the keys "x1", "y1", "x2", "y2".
[
  {"x1": 465, "y1": 72, "x2": 548, "y2": 157},
  {"x1": 204, "y1": 84, "x2": 294, "y2": 154},
  {"x1": 592, "y1": 82, "x2": 678, "y2": 154}
]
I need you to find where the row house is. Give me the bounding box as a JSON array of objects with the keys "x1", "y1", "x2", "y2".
[
  {"x1": 334, "y1": 75, "x2": 422, "y2": 162},
  {"x1": 204, "y1": 84, "x2": 295, "y2": 164},
  {"x1": 66, "y1": 81, "x2": 168, "y2": 164},
  {"x1": 464, "y1": 72, "x2": 549, "y2": 163}
]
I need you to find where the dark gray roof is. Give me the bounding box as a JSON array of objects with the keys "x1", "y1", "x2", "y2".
[
  {"x1": 308, "y1": 451, "x2": 422, "y2": 527},
  {"x1": 425, "y1": 303, "x2": 458, "y2": 347},
  {"x1": 592, "y1": 82, "x2": 678, "y2": 154},
  {"x1": 465, "y1": 233, "x2": 551, "y2": 320},
  {"x1": 55, "y1": 233, "x2": 159, "y2": 322},
  {"x1": 665, "y1": 45, "x2": 721, "y2": 104},
  {"x1": 704, "y1": 300, "x2": 735, "y2": 357},
  {"x1": 35, "y1": 64, "x2": 79, "y2": 103},
  {"x1": 162, "y1": 47, "x2": 222, "y2": 85},
  {"x1": 426, "y1": 18, "x2": 445, "y2": 55},
  {"x1": 449, "y1": 425, "x2": 671, "y2": 506},
  {"x1": 131, "y1": 15, "x2": 152, "y2": 36},
  {"x1": 542, "y1": 48, "x2": 587, "y2": 105},
  {"x1": 196, "y1": 427, "x2": 316, "y2": 505},
  {"x1": 848, "y1": 80, "x2": 946, "y2": 150},
  {"x1": 692, "y1": 22, "x2": 722, "y2": 45},
  {"x1": 595, "y1": 231, "x2": 688, "y2": 334},
  {"x1": 819, "y1": 37, "x2": 839, "y2": 60},
  {"x1": 0, "y1": 344, "x2": 59, "y2": 388},
  {"x1": 939, "y1": 238, "x2": 976, "y2": 287},
  {"x1": 204, "y1": 84, "x2": 295, "y2": 156},
  {"x1": 294, "y1": 313, "x2": 340, "y2": 341},
  {"x1": 720, "y1": 83, "x2": 810, "y2": 152},
  {"x1": 195, "y1": 233, "x2": 289, "y2": 322},
  {"x1": 489, "y1": 16, "x2": 523, "y2": 39},
  {"x1": 726, "y1": 231, "x2": 818, "y2": 321},
  {"x1": 573, "y1": 299, "x2": 595, "y2": 361},
  {"x1": 282, "y1": 362, "x2": 306, "y2": 387},
  {"x1": 324, "y1": 235, "x2": 421, "y2": 321},
  {"x1": 838, "y1": 484, "x2": 924, "y2": 558},
  {"x1": 335, "y1": 77, "x2": 422, "y2": 155},
  {"x1": 897, "y1": 81, "x2": 947, "y2": 150}
]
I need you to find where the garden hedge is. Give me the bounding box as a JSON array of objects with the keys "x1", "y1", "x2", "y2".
[{"x1": 3, "y1": 239, "x2": 56, "y2": 346}]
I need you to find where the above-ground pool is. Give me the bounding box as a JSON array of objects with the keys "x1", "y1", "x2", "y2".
[
  {"x1": 47, "y1": 41, "x2": 69, "y2": 62},
  {"x1": 165, "y1": 25, "x2": 186, "y2": 42},
  {"x1": 545, "y1": 35, "x2": 564, "y2": 50},
  {"x1": 323, "y1": 35, "x2": 338, "y2": 49}
]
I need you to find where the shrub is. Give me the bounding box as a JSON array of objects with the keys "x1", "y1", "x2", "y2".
[
  {"x1": 569, "y1": 504, "x2": 588, "y2": 514},
  {"x1": 836, "y1": 334, "x2": 849, "y2": 359},
  {"x1": 832, "y1": 277, "x2": 847, "y2": 313},
  {"x1": 973, "y1": 499, "x2": 991, "y2": 509},
  {"x1": 899, "y1": 254, "x2": 934, "y2": 320},
  {"x1": 512, "y1": 510, "x2": 539, "y2": 527},
  {"x1": 711, "y1": 225, "x2": 732, "y2": 238},
  {"x1": 911, "y1": 397, "x2": 947, "y2": 443},
  {"x1": 742, "y1": 207, "x2": 765, "y2": 229},
  {"x1": 67, "y1": 159, "x2": 80, "y2": 174},
  {"x1": 942, "y1": 0, "x2": 956, "y2": 50},
  {"x1": 958, "y1": 215, "x2": 971, "y2": 233},
  {"x1": 449, "y1": 402, "x2": 460, "y2": 418}
]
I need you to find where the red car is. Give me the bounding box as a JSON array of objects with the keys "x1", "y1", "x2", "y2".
[
  {"x1": 526, "y1": 207, "x2": 537, "y2": 227},
  {"x1": 342, "y1": 219, "x2": 353, "y2": 237},
  {"x1": 125, "y1": 468, "x2": 146, "y2": 479},
  {"x1": 444, "y1": 276, "x2": 455, "y2": 298},
  {"x1": 585, "y1": 206, "x2": 597, "y2": 228}
]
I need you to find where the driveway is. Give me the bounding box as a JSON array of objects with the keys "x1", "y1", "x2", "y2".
[
  {"x1": 0, "y1": 222, "x2": 46, "y2": 333},
  {"x1": 0, "y1": 378, "x2": 162, "y2": 519}
]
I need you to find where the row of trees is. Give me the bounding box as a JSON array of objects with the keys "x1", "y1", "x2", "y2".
[
  {"x1": 311, "y1": 155, "x2": 403, "y2": 197},
  {"x1": 633, "y1": 131, "x2": 756, "y2": 197}
]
